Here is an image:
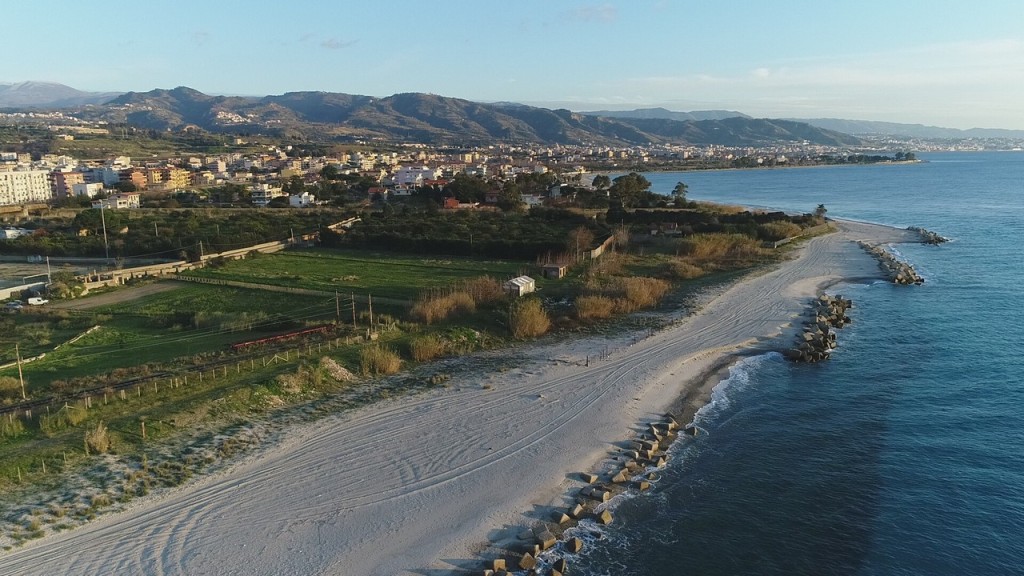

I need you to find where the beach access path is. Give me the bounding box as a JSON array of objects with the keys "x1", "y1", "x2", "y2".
[{"x1": 0, "y1": 221, "x2": 914, "y2": 576}]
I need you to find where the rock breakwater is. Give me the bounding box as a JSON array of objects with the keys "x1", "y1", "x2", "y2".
[
  {"x1": 858, "y1": 241, "x2": 924, "y2": 284},
  {"x1": 784, "y1": 294, "x2": 852, "y2": 363},
  {"x1": 907, "y1": 226, "x2": 949, "y2": 245}
]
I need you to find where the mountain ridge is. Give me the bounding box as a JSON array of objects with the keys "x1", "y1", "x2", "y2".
[{"x1": 79, "y1": 87, "x2": 863, "y2": 147}]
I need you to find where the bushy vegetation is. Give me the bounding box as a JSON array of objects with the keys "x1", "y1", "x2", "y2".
[
  {"x1": 84, "y1": 422, "x2": 111, "y2": 455},
  {"x1": 575, "y1": 295, "x2": 616, "y2": 320},
  {"x1": 410, "y1": 292, "x2": 476, "y2": 324},
  {"x1": 409, "y1": 334, "x2": 448, "y2": 362},
  {"x1": 509, "y1": 298, "x2": 551, "y2": 339},
  {"x1": 676, "y1": 233, "x2": 767, "y2": 265},
  {"x1": 360, "y1": 345, "x2": 402, "y2": 376}
]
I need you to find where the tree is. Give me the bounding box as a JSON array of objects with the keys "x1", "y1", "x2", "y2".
[
  {"x1": 567, "y1": 226, "x2": 595, "y2": 261},
  {"x1": 592, "y1": 174, "x2": 611, "y2": 190},
  {"x1": 320, "y1": 164, "x2": 339, "y2": 181},
  {"x1": 608, "y1": 172, "x2": 651, "y2": 208},
  {"x1": 115, "y1": 181, "x2": 137, "y2": 193},
  {"x1": 815, "y1": 204, "x2": 828, "y2": 219},
  {"x1": 672, "y1": 181, "x2": 688, "y2": 203}
]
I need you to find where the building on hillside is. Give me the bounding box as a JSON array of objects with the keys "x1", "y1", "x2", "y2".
[
  {"x1": 289, "y1": 192, "x2": 315, "y2": 207},
  {"x1": 0, "y1": 227, "x2": 31, "y2": 239},
  {"x1": 92, "y1": 192, "x2": 140, "y2": 209},
  {"x1": 71, "y1": 182, "x2": 104, "y2": 198},
  {"x1": 251, "y1": 183, "x2": 285, "y2": 207},
  {"x1": 0, "y1": 169, "x2": 52, "y2": 205},
  {"x1": 503, "y1": 276, "x2": 536, "y2": 297},
  {"x1": 118, "y1": 168, "x2": 148, "y2": 190}
]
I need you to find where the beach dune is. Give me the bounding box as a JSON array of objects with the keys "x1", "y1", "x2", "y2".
[{"x1": 0, "y1": 221, "x2": 914, "y2": 576}]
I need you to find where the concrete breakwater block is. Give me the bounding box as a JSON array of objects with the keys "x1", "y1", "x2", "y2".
[
  {"x1": 598, "y1": 510, "x2": 614, "y2": 525},
  {"x1": 553, "y1": 558, "x2": 569, "y2": 574},
  {"x1": 567, "y1": 537, "x2": 584, "y2": 553},
  {"x1": 537, "y1": 531, "x2": 557, "y2": 550},
  {"x1": 491, "y1": 558, "x2": 506, "y2": 571},
  {"x1": 581, "y1": 473, "x2": 598, "y2": 484},
  {"x1": 519, "y1": 552, "x2": 537, "y2": 570},
  {"x1": 553, "y1": 511, "x2": 571, "y2": 525},
  {"x1": 569, "y1": 503, "x2": 584, "y2": 518}
]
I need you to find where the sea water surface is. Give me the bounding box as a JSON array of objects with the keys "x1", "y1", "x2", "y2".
[{"x1": 571, "y1": 153, "x2": 1024, "y2": 575}]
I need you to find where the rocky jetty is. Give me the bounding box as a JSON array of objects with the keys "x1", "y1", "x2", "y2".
[
  {"x1": 907, "y1": 226, "x2": 949, "y2": 245},
  {"x1": 858, "y1": 241, "x2": 924, "y2": 284},
  {"x1": 784, "y1": 294, "x2": 852, "y2": 363},
  {"x1": 484, "y1": 413, "x2": 685, "y2": 575}
]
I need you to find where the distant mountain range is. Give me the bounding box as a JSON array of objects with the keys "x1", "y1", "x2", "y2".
[
  {"x1": 579, "y1": 107, "x2": 751, "y2": 122},
  {"x1": 0, "y1": 81, "x2": 120, "y2": 108},
  {"x1": 783, "y1": 118, "x2": 1024, "y2": 140},
  {"x1": 4, "y1": 81, "x2": 1018, "y2": 146}
]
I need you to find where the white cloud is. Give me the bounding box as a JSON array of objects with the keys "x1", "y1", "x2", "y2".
[{"x1": 563, "y1": 3, "x2": 618, "y2": 23}]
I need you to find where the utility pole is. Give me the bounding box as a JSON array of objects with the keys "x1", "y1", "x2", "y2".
[
  {"x1": 335, "y1": 291, "x2": 340, "y2": 321},
  {"x1": 99, "y1": 202, "x2": 109, "y2": 261},
  {"x1": 16, "y1": 344, "x2": 25, "y2": 400},
  {"x1": 154, "y1": 221, "x2": 159, "y2": 237},
  {"x1": 45, "y1": 256, "x2": 51, "y2": 284},
  {"x1": 199, "y1": 241, "x2": 204, "y2": 260},
  {"x1": 368, "y1": 294, "x2": 374, "y2": 333},
  {"x1": 351, "y1": 293, "x2": 357, "y2": 329}
]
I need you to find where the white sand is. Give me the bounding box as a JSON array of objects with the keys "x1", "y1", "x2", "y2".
[{"x1": 0, "y1": 221, "x2": 915, "y2": 575}]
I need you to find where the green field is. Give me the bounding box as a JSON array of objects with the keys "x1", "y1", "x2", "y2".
[
  {"x1": 183, "y1": 248, "x2": 540, "y2": 301},
  {"x1": 1, "y1": 284, "x2": 340, "y2": 394}
]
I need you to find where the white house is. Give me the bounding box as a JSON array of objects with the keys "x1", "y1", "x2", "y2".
[
  {"x1": 71, "y1": 182, "x2": 104, "y2": 198},
  {"x1": 289, "y1": 191, "x2": 315, "y2": 208}
]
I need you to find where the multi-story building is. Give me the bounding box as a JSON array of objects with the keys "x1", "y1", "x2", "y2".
[
  {"x1": 251, "y1": 183, "x2": 285, "y2": 207},
  {"x1": 163, "y1": 168, "x2": 191, "y2": 190},
  {"x1": 118, "y1": 168, "x2": 148, "y2": 190},
  {"x1": 0, "y1": 168, "x2": 52, "y2": 205},
  {"x1": 51, "y1": 170, "x2": 85, "y2": 197}
]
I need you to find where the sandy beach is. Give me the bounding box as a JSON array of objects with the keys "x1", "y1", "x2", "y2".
[{"x1": 0, "y1": 220, "x2": 916, "y2": 576}]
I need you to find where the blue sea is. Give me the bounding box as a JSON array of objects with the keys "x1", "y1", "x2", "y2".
[{"x1": 572, "y1": 153, "x2": 1024, "y2": 575}]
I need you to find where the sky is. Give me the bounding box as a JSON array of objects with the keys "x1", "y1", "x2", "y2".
[{"x1": 8, "y1": 0, "x2": 1024, "y2": 130}]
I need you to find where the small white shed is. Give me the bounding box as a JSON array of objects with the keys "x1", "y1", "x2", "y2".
[{"x1": 503, "y1": 275, "x2": 536, "y2": 297}]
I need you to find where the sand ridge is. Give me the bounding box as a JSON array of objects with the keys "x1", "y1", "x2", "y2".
[{"x1": 0, "y1": 220, "x2": 915, "y2": 575}]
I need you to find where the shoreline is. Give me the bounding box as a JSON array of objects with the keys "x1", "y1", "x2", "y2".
[{"x1": 0, "y1": 220, "x2": 921, "y2": 576}]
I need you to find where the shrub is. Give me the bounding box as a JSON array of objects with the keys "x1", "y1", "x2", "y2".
[
  {"x1": 575, "y1": 295, "x2": 616, "y2": 320},
  {"x1": 409, "y1": 334, "x2": 447, "y2": 361},
  {"x1": 84, "y1": 422, "x2": 111, "y2": 455},
  {"x1": 360, "y1": 345, "x2": 402, "y2": 376},
  {"x1": 0, "y1": 376, "x2": 22, "y2": 400},
  {"x1": 510, "y1": 298, "x2": 551, "y2": 339}
]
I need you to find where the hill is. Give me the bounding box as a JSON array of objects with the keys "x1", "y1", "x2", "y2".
[{"x1": 78, "y1": 87, "x2": 861, "y2": 147}]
